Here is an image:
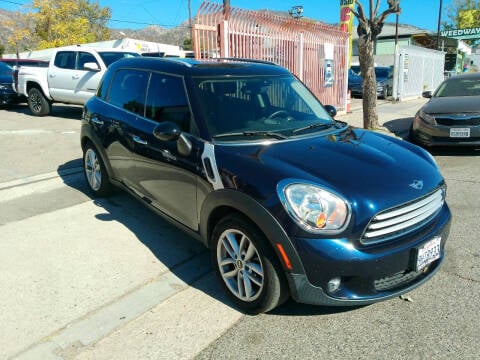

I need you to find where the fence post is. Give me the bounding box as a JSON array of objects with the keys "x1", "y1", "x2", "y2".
[
  {"x1": 219, "y1": 20, "x2": 230, "y2": 57},
  {"x1": 298, "y1": 32, "x2": 304, "y2": 81}
]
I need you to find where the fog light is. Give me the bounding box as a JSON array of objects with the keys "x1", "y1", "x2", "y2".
[{"x1": 327, "y1": 277, "x2": 341, "y2": 293}]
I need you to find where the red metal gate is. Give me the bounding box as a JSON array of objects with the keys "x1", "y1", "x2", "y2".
[{"x1": 193, "y1": 1, "x2": 349, "y2": 111}]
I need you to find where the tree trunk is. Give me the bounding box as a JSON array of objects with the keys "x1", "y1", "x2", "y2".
[{"x1": 357, "y1": 34, "x2": 379, "y2": 129}]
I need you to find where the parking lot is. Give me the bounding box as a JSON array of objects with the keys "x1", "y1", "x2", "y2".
[{"x1": 0, "y1": 101, "x2": 479, "y2": 359}]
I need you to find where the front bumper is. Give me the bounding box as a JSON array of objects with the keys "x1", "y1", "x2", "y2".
[
  {"x1": 285, "y1": 204, "x2": 451, "y2": 306},
  {"x1": 412, "y1": 116, "x2": 480, "y2": 147}
]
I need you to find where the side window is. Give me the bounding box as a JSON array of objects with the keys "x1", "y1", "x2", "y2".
[
  {"x1": 54, "y1": 51, "x2": 76, "y2": 69},
  {"x1": 77, "y1": 52, "x2": 98, "y2": 70},
  {"x1": 145, "y1": 73, "x2": 191, "y2": 132},
  {"x1": 108, "y1": 69, "x2": 148, "y2": 116}
]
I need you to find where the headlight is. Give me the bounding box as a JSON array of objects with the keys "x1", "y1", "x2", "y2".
[
  {"x1": 418, "y1": 109, "x2": 436, "y2": 125},
  {"x1": 277, "y1": 180, "x2": 350, "y2": 234}
]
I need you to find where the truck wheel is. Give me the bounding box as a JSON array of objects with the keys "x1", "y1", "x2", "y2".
[
  {"x1": 28, "y1": 87, "x2": 51, "y2": 116},
  {"x1": 211, "y1": 214, "x2": 288, "y2": 314}
]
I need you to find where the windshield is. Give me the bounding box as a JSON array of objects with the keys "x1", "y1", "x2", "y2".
[
  {"x1": 375, "y1": 67, "x2": 390, "y2": 78},
  {"x1": 434, "y1": 77, "x2": 480, "y2": 97},
  {"x1": 98, "y1": 52, "x2": 140, "y2": 67},
  {"x1": 192, "y1": 75, "x2": 335, "y2": 139}
]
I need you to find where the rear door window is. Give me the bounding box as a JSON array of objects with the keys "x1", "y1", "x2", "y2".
[
  {"x1": 54, "y1": 51, "x2": 76, "y2": 69},
  {"x1": 108, "y1": 69, "x2": 148, "y2": 116}
]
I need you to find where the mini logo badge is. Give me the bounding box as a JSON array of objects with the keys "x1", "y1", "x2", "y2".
[{"x1": 409, "y1": 180, "x2": 424, "y2": 190}]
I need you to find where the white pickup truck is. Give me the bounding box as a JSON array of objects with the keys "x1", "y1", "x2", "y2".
[{"x1": 17, "y1": 46, "x2": 140, "y2": 116}]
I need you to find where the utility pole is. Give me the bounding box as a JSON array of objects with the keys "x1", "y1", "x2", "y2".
[
  {"x1": 436, "y1": 0, "x2": 443, "y2": 49},
  {"x1": 223, "y1": 0, "x2": 231, "y2": 20}
]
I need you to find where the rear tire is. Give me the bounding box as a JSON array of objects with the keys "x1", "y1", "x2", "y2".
[
  {"x1": 211, "y1": 214, "x2": 289, "y2": 314},
  {"x1": 27, "y1": 87, "x2": 51, "y2": 116},
  {"x1": 83, "y1": 142, "x2": 113, "y2": 197}
]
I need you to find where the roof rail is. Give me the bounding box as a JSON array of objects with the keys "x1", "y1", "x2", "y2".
[{"x1": 214, "y1": 58, "x2": 278, "y2": 66}]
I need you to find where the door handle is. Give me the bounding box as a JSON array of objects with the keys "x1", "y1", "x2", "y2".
[
  {"x1": 91, "y1": 116, "x2": 104, "y2": 125},
  {"x1": 132, "y1": 135, "x2": 148, "y2": 145},
  {"x1": 72, "y1": 74, "x2": 80, "y2": 79}
]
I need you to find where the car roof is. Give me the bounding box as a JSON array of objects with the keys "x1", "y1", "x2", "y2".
[{"x1": 107, "y1": 57, "x2": 291, "y2": 77}]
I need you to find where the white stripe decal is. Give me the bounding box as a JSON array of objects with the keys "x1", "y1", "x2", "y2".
[{"x1": 201, "y1": 143, "x2": 224, "y2": 190}]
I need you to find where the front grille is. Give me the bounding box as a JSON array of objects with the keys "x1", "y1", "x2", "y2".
[
  {"x1": 374, "y1": 269, "x2": 423, "y2": 291},
  {"x1": 361, "y1": 188, "x2": 445, "y2": 245},
  {"x1": 436, "y1": 114, "x2": 480, "y2": 126}
]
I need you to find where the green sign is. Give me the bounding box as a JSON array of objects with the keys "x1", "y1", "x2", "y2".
[{"x1": 440, "y1": 27, "x2": 480, "y2": 40}]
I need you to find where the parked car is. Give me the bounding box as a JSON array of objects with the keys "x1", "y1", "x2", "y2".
[
  {"x1": 81, "y1": 57, "x2": 451, "y2": 313},
  {"x1": 410, "y1": 72, "x2": 480, "y2": 147},
  {"x1": 16, "y1": 46, "x2": 140, "y2": 116},
  {"x1": 0, "y1": 62, "x2": 23, "y2": 106},
  {"x1": 0, "y1": 58, "x2": 49, "y2": 95},
  {"x1": 348, "y1": 65, "x2": 393, "y2": 99}
]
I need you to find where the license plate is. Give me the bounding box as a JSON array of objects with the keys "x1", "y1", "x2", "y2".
[
  {"x1": 450, "y1": 128, "x2": 470, "y2": 138},
  {"x1": 415, "y1": 236, "x2": 441, "y2": 271}
]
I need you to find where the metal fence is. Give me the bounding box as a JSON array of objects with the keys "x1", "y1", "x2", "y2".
[
  {"x1": 394, "y1": 45, "x2": 445, "y2": 100},
  {"x1": 193, "y1": 1, "x2": 349, "y2": 111}
]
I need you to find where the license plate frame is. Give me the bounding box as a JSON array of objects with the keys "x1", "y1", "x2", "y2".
[
  {"x1": 449, "y1": 128, "x2": 470, "y2": 138},
  {"x1": 415, "y1": 236, "x2": 441, "y2": 272}
]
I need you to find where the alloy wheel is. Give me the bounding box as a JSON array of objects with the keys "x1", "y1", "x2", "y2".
[
  {"x1": 84, "y1": 148, "x2": 102, "y2": 191},
  {"x1": 216, "y1": 229, "x2": 264, "y2": 302}
]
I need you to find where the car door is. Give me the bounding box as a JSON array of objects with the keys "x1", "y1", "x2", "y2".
[
  {"x1": 127, "y1": 72, "x2": 200, "y2": 230},
  {"x1": 48, "y1": 51, "x2": 77, "y2": 103},
  {"x1": 74, "y1": 51, "x2": 104, "y2": 104},
  {"x1": 95, "y1": 68, "x2": 149, "y2": 186}
]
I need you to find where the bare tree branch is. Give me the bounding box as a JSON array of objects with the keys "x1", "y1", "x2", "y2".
[
  {"x1": 374, "y1": 0, "x2": 381, "y2": 17},
  {"x1": 377, "y1": 1, "x2": 400, "y2": 25}
]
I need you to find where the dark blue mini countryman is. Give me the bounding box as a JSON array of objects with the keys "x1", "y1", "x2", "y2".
[{"x1": 81, "y1": 57, "x2": 451, "y2": 313}]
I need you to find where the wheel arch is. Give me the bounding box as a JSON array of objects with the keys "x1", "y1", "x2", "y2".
[
  {"x1": 80, "y1": 130, "x2": 115, "y2": 182},
  {"x1": 200, "y1": 189, "x2": 306, "y2": 275}
]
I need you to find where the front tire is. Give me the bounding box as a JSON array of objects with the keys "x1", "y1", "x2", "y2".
[
  {"x1": 83, "y1": 143, "x2": 113, "y2": 197},
  {"x1": 27, "y1": 87, "x2": 51, "y2": 116},
  {"x1": 211, "y1": 214, "x2": 288, "y2": 314}
]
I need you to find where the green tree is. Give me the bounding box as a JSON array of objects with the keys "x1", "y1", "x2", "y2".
[
  {"x1": 31, "y1": 0, "x2": 111, "y2": 49},
  {"x1": 351, "y1": 0, "x2": 400, "y2": 129},
  {"x1": 0, "y1": 44, "x2": 4, "y2": 57},
  {"x1": 447, "y1": 0, "x2": 480, "y2": 28}
]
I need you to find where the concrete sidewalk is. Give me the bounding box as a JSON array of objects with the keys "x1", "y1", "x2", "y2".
[{"x1": 336, "y1": 97, "x2": 429, "y2": 139}]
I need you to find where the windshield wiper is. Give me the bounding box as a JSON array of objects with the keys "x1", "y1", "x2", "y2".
[
  {"x1": 213, "y1": 131, "x2": 288, "y2": 140},
  {"x1": 292, "y1": 122, "x2": 334, "y2": 134}
]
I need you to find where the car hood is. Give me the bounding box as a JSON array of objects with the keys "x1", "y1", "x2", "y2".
[
  {"x1": 215, "y1": 127, "x2": 444, "y2": 225},
  {"x1": 422, "y1": 96, "x2": 480, "y2": 114}
]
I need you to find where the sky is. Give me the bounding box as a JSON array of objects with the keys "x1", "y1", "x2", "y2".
[{"x1": 0, "y1": 0, "x2": 455, "y2": 31}]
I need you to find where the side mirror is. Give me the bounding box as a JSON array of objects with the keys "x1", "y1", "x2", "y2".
[
  {"x1": 422, "y1": 91, "x2": 432, "y2": 99},
  {"x1": 324, "y1": 105, "x2": 337, "y2": 118},
  {"x1": 153, "y1": 122, "x2": 192, "y2": 156},
  {"x1": 83, "y1": 62, "x2": 100, "y2": 72}
]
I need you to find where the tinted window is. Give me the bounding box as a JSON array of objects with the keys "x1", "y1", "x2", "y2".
[
  {"x1": 108, "y1": 69, "x2": 148, "y2": 116},
  {"x1": 145, "y1": 73, "x2": 190, "y2": 132},
  {"x1": 54, "y1": 51, "x2": 76, "y2": 69},
  {"x1": 77, "y1": 52, "x2": 98, "y2": 70}
]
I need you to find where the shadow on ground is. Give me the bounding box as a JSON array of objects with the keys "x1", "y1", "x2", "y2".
[
  {"x1": 5, "y1": 103, "x2": 83, "y2": 120},
  {"x1": 57, "y1": 161, "x2": 360, "y2": 317}
]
